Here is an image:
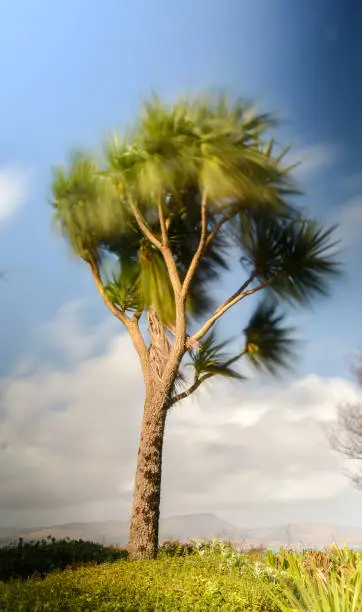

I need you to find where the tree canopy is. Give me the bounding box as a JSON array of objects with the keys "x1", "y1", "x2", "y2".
[{"x1": 51, "y1": 94, "x2": 340, "y2": 392}]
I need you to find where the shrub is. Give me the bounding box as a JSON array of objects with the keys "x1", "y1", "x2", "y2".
[
  {"x1": 157, "y1": 539, "x2": 195, "y2": 558},
  {"x1": 0, "y1": 537, "x2": 127, "y2": 581},
  {"x1": 0, "y1": 548, "x2": 287, "y2": 611}
]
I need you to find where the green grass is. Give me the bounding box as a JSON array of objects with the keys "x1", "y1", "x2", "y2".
[{"x1": 1, "y1": 539, "x2": 362, "y2": 611}]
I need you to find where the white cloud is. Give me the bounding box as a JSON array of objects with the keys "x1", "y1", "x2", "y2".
[
  {"x1": 286, "y1": 143, "x2": 336, "y2": 182},
  {"x1": 38, "y1": 300, "x2": 118, "y2": 363},
  {"x1": 270, "y1": 472, "x2": 347, "y2": 502},
  {"x1": 333, "y1": 195, "x2": 362, "y2": 248},
  {"x1": 0, "y1": 165, "x2": 30, "y2": 223},
  {"x1": 0, "y1": 302, "x2": 360, "y2": 528}
]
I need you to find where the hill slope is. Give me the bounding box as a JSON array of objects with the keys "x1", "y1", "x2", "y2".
[{"x1": 2, "y1": 514, "x2": 362, "y2": 549}]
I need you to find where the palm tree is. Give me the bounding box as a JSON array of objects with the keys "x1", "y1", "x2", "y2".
[{"x1": 50, "y1": 93, "x2": 340, "y2": 560}]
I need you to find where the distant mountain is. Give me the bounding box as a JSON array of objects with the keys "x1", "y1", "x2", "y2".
[
  {"x1": 2, "y1": 514, "x2": 362, "y2": 550},
  {"x1": 0, "y1": 520, "x2": 130, "y2": 547},
  {"x1": 0, "y1": 514, "x2": 237, "y2": 547},
  {"x1": 236, "y1": 522, "x2": 362, "y2": 550},
  {"x1": 160, "y1": 513, "x2": 242, "y2": 543}
]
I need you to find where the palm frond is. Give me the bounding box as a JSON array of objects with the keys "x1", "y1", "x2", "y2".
[
  {"x1": 239, "y1": 210, "x2": 341, "y2": 305},
  {"x1": 50, "y1": 151, "x2": 128, "y2": 259},
  {"x1": 243, "y1": 300, "x2": 295, "y2": 374},
  {"x1": 186, "y1": 332, "x2": 245, "y2": 381},
  {"x1": 272, "y1": 220, "x2": 341, "y2": 304},
  {"x1": 104, "y1": 267, "x2": 142, "y2": 314},
  {"x1": 138, "y1": 242, "x2": 176, "y2": 325}
]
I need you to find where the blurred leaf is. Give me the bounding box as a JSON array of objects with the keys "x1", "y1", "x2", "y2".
[
  {"x1": 239, "y1": 210, "x2": 340, "y2": 305},
  {"x1": 138, "y1": 243, "x2": 175, "y2": 325},
  {"x1": 186, "y1": 332, "x2": 245, "y2": 381},
  {"x1": 244, "y1": 299, "x2": 295, "y2": 374}
]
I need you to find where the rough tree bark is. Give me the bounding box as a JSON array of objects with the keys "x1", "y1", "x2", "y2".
[
  {"x1": 128, "y1": 308, "x2": 179, "y2": 560},
  {"x1": 147, "y1": 308, "x2": 173, "y2": 381},
  {"x1": 128, "y1": 390, "x2": 168, "y2": 560}
]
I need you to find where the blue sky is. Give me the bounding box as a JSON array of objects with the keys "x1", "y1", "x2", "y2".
[{"x1": 1, "y1": 0, "x2": 362, "y2": 531}]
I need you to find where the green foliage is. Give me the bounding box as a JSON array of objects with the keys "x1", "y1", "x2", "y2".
[
  {"x1": 157, "y1": 540, "x2": 195, "y2": 558},
  {"x1": 138, "y1": 242, "x2": 176, "y2": 324},
  {"x1": 265, "y1": 543, "x2": 362, "y2": 580},
  {"x1": 2, "y1": 539, "x2": 362, "y2": 611},
  {"x1": 244, "y1": 300, "x2": 295, "y2": 373},
  {"x1": 186, "y1": 331, "x2": 245, "y2": 382},
  {"x1": 50, "y1": 92, "x2": 340, "y2": 382},
  {"x1": 105, "y1": 94, "x2": 285, "y2": 206},
  {"x1": 104, "y1": 272, "x2": 141, "y2": 313},
  {"x1": 263, "y1": 545, "x2": 362, "y2": 611},
  {"x1": 0, "y1": 545, "x2": 285, "y2": 611},
  {"x1": 51, "y1": 153, "x2": 122, "y2": 260},
  {"x1": 265, "y1": 554, "x2": 362, "y2": 611},
  {"x1": 240, "y1": 210, "x2": 340, "y2": 305},
  {"x1": 0, "y1": 537, "x2": 126, "y2": 582}
]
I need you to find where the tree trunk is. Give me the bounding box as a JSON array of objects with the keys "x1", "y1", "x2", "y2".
[
  {"x1": 128, "y1": 390, "x2": 169, "y2": 560},
  {"x1": 128, "y1": 308, "x2": 174, "y2": 560},
  {"x1": 128, "y1": 305, "x2": 186, "y2": 560}
]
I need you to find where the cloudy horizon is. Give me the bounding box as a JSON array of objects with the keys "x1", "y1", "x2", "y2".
[{"x1": 1, "y1": 300, "x2": 362, "y2": 531}]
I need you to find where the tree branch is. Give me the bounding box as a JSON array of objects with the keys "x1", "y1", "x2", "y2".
[
  {"x1": 156, "y1": 199, "x2": 183, "y2": 312},
  {"x1": 170, "y1": 349, "x2": 248, "y2": 407},
  {"x1": 223, "y1": 348, "x2": 248, "y2": 369},
  {"x1": 132, "y1": 309, "x2": 143, "y2": 322},
  {"x1": 170, "y1": 374, "x2": 211, "y2": 406},
  {"x1": 87, "y1": 258, "x2": 130, "y2": 326},
  {"x1": 158, "y1": 198, "x2": 169, "y2": 247},
  {"x1": 214, "y1": 275, "x2": 255, "y2": 315},
  {"x1": 126, "y1": 196, "x2": 185, "y2": 389},
  {"x1": 205, "y1": 205, "x2": 239, "y2": 249},
  {"x1": 167, "y1": 324, "x2": 201, "y2": 349},
  {"x1": 156, "y1": 197, "x2": 183, "y2": 298},
  {"x1": 129, "y1": 197, "x2": 184, "y2": 376},
  {"x1": 181, "y1": 192, "x2": 208, "y2": 300},
  {"x1": 129, "y1": 199, "x2": 162, "y2": 249},
  {"x1": 162, "y1": 249, "x2": 182, "y2": 298},
  {"x1": 87, "y1": 257, "x2": 152, "y2": 385},
  {"x1": 187, "y1": 276, "x2": 277, "y2": 347},
  {"x1": 129, "y1": 197, "x2": 182, "y2": 298}
]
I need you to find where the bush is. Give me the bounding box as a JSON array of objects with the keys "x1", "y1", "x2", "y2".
[
  {"x1": 0, "y1": 554, "x2": 286, "y2": 611},
  {"x1": 0, "y1": 537, "x2": 128, "y2": 581},
  {"x1": 157, "y1": 539, "x2": 195, "y2": 558}
]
